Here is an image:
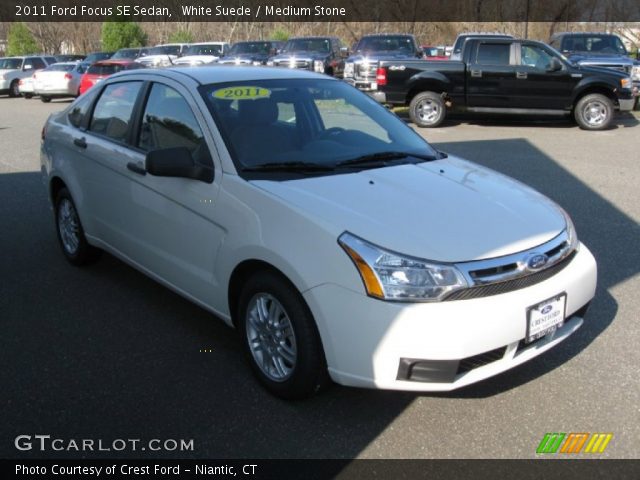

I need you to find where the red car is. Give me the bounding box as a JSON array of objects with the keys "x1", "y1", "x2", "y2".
[
  {"x1": 421, "y1": 46, "x2": 449, "y2": 60},
  {"x1": 78, "y1": 60, "x2": 144, "y2": 95}
]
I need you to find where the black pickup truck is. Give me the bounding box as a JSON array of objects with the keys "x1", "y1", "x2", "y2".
[{"x1": 374, "y1": 38, "x2": 636, "y2": 130}]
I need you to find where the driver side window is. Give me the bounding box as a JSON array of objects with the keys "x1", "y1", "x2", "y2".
[{"x1": 521, "y1": 45, "x2": 553, "y2": 70}]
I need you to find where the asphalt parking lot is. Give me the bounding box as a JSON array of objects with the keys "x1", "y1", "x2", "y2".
[{"x1": 1, "y1": 96, "x2": 639, "y2": 459}]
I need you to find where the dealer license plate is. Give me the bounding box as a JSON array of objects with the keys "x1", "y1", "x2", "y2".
[{"x1": 526, "y1": 293, "x2": 566, "y2": 343}]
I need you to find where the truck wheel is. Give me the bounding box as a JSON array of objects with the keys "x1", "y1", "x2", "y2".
[
  {"x1": 409, "y1": 92, "x2": 446, "y2": 128},
  {"x1": 237, "y1": 271, "x2": 329, "y2": 399},
  {"x1": 40, "y1": 95, "x2": 51, "y2": 103},
  {"x1": 574, "y1": 93, "x2": 613, "y2": 130},
  {"x1": 9, "y1": 80, "x2": 20, "y2": 97}
]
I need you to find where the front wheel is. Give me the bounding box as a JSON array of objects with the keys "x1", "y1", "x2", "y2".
[
  {"x1": 409, "y1": 91, "x2": 446, "y2": 128},
  {"x1": 40, "y1": 95, "x2": 52, "y2": 103},
  {"x1": 9, "y1": 80, "x2": 20, "y2": 97},
  {"x1": 54, "y1": 188, "x2": 101, "y2": 266},
  {"x1": 237, "y1": 271, "x2": 329, "y2": 399},
  {"x1": 574, "y1": 93, "x2": 614, "y2": 130}
]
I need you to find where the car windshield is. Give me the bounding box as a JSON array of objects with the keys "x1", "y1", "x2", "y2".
[
  {"x1": 112, "y1": 49, "x2": 139, "y2": 59},
  {"x1": 283, "y1": 39, "x2": 330, "y2": 53},
  {"x1": 200, "y1": 78, "x2": 437, "y2": 176},
  {"x1": 147, "y1": 46, "x2": 181, "y2": 56},
  {"x1": 0, "y1": 58, "x2": 23, "y2": 69},
  {"x1": 357, "y1": 36, "x2": 415, "y2": 53},
  {"x1": 184, "y1": 44, "x2": 223, "y2": 56},
  {"x1": 45, "y1": 64, "x2": 75, "y2": 72},
  {"x1": 229, "y1": 42, "x2": 272, "y2": 55},
  {"x1": 562, "y1": 35, "x2": 628, "y2": 55},
  {"x1": 85, "y1": 52, "x2": 112, "y2": 63}
]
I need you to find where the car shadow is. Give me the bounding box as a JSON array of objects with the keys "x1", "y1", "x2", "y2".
[{"x1": 1, "y1": 131, "x2": 637, "y2": 459}]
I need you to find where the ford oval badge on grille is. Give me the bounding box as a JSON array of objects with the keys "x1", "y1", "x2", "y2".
[
  {"x1": 525, "y1": 253, "x2": 549, "y2": 271},
  {"x1": 540, "y1": 305, "x2": 553, "y2": 314}
]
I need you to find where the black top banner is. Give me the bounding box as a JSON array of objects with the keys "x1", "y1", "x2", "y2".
[{"x1": 2, "y1": 0, "x2": 640, "y2": 22}]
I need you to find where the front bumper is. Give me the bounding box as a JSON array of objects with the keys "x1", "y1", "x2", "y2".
[
  {"x1": 34, "y1": 85, "x2": 75, "y2": 96},
  {"x1": 344, "y1": 78, "x2": 386, "y2": 103},
  {"x1": 303, "y1": 243, "x2": 597, "y2": 391}
]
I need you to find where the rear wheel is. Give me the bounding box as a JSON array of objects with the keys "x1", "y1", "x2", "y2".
[
  {"x1": 237, "y1": 271, "x2": 329, "y2": 399},
  {"x1": 9, "y1": 80, "x2": 20, "y2": 97},
  {"x1": 54, "y1": 188, "x2": 101, "y2": 266},
  {"x1": 409, "y1": 91, "x2": 446, "y2": 128},
  {"x1": 574, "y1": 93, "x2": 614, "y2": 130},
  {"x1": 40, "y1": 95, "x2": 52, "y2": 103}
]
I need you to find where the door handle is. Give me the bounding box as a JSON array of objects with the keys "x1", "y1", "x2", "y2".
[
  {"x1": 470, "y1": 69, "x2": 482, "y2": 78},
  {"x1": 126, "y1": 162, "x2": 146, "y2": 176},
  {"x1": 73, "y1": 137, "x2": 87, "y2": 149},
  {"x1": 516, "y1": 71, "x2": 528, "y2": 79}
]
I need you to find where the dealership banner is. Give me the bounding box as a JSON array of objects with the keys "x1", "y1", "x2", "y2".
[{"x1": 1, "y1": 0, "x2": 640, "y2": 22}]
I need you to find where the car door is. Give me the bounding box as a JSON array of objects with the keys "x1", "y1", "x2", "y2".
[
  {"x1": 115, "y1": 80, "x2": 225, "y2": 306},
  {"x1": 465, "y1": 40, "x2": 516, "y2": 108},
  {"x1": 511, "y1": 43, "x2": 576, "y2": 110}
]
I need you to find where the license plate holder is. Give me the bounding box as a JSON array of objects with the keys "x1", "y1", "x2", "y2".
[{"x1": 526, "y1": 293, "x2": 567, "y2": 343}]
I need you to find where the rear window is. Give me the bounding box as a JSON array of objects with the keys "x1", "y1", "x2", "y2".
[
  {"x1": 46, "y1": 64, "x2": 75, "y2": 72},
  {"x1": 476, "y1": 43, "x2": 511, "y2": 65},
  {"x1": 356, "y1": 36, "x2": 415, "y2": 53},
  {"x1": 87, "y1": 64, "x2": 122, "y2": 75}
]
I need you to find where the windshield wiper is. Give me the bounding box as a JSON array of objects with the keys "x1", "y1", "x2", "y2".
[
  {"x1": 241, "y1": 161, "x2": 335, "y2": 173},
  {"x1": 335, "y1": 151, "x2": 438, "y2": 168}
]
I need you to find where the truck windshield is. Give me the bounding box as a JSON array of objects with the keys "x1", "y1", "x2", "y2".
[
  {"x1": 229, "y1": 42, "x2": 272, "y2": 55},
  {"x1": 283, "y1": 39, "x2": 330, "y2": 53},
  {"x1": 184, "y1": 44, "x2": 223, "y2": 56},
  {"x1": 562, "y1": 35, "x2": 628, "y2": 55},
  {"x1": 357, "y1": 36, "x2": 415, "y2": 53},
  {"x1": 147, "y1": 46, "x2": 181, "y2": 56},
  {"x1": 200, "y1": 78, "x2": 437, "y2": 176}
]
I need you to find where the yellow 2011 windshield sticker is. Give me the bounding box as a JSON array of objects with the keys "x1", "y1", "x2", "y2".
[{"x1": 213, "y1": 86, "x2": 271, "y2": 100}]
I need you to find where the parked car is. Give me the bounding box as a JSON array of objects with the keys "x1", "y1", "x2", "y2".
[
  {"x1": 422, "y1": 45, "x2": 449, "y2": 60},
  {"x1": 18, "y1": 75, "x2": 36, "y2": 99},
  {"x1": 375, "y1": 37, "x2": 635, "y2": 130},
  {"x1": 135, "y1": 44, "x2": 190, "y2": 68},
  {"x1": 173, "y1": 42, "x2": 229, "y2": 66},
  {"x1": 450, "y1": 32, "x2": 514, "y2": 60},
  {"x1": 344, "y1": 34, "x2": 422, "y2": 91},
  {"x1": 34, "y1": 62, "x2": 88, "y2": 102},
  {"x1": 41, "y1": 66, "x2": 596, "y2": 399},
  {"x1": 78, "y1": 60, "x2": 145, "y2": 95},
  {"x1": 111, "y1": 48, "x2": 148, "y2": 61},
  {"x1": 217, "y1": 41, "x2": 282, "y2": 66},
  {"x1": 267, "y1": 36, "x2": 347, "y2": 77},
  {"x1": 550, "y1": 32, "x2": 640, "y2": 108},
  {"x1": 55, "y1": 54, "x2": 86, "y2": 62},
  {"x1": 0, "y1": 55, "x2": 57, "y2": 97}
]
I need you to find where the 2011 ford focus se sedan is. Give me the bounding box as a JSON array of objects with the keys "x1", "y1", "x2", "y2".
[{"x1": 41, "y1": 67, "x2": 597, "y2": 399}]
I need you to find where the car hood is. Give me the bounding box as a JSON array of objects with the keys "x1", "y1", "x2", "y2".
[
  {"x1": 0, "y1": 69, "x2": 19, "y2": 75},
  {"x1": 348, "y1": 52, "x2": 417, "y2": 62},
  {"x1": 174, "y1": 55, "x2": 220, "y2": 64},
  {"x1": 250, "y1": 156, "x2": 566, "y2": 262},
  {"x1": 568, "y1": 52, "x2": 634, "y2": 64},
  {"x1": 576, "y1": 64, "x2": 629, "y2": 79}
]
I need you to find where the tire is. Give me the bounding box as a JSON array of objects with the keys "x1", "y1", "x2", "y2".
[
  {"x1": 634, "y1": 97, "x2": 639, "y2": 111},
  {"x1": 24, "y1": 93, "x2": 33, "y2": 99},
  {"x1": 9, "y1": 80, "x2": 20, "y2": 97},
  {"x1": 574, "y1": 93, "x2": 614, "y2": 130},
  {"x1": 54, "y1": 188, "x2": 101, "y2": 266},
  {"x1": 409, "y1": 91, "x2": 446, "y2": 128},
  {"x1": 40, "y1": 95, "x2": 52, "y2": 103},
  {"x1": 237, "y1": 271, "x2": 329, "y2": 399}
]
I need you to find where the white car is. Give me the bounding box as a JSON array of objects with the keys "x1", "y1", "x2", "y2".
[
  {"x1": 0, "y1": 55, "x2": 57, "y2": 97},
  {"x1": 173, "y1": 42, "x2": 229, "y2": 66},
  {"x1": 40, "y1": 67, "x2": 597, "y2": 399},
  {"x1": 18, "y1": 75, "x2": 36, "y2": 98},
  {"x1": 33, "y1": 62, "x2": 87, "y2": 102},
  {"x1": 135, "y1": 43, "x2": 190, "y2": 68}
]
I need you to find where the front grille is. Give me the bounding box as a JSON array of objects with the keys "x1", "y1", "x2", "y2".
[
  {"x1": 445, "y1": 250, "x2": 577, "y2": 301},
  {"x1": 355, "y1": 63, "x2": 377, "y2": 80},
  {"x1": 457, "y1": 346, "x2": 507, "y2": 375},
  {"x1": 275, "y1": 60, "x2": 310, "y2": 69}
]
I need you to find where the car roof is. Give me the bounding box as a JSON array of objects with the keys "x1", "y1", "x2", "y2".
[{"x1": 113, "y1": 65, "x2": 336, "y2": 84}]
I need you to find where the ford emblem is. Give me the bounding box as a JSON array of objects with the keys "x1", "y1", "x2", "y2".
[
  {"x1": 541, "y1": 305, "x2": 553, "y2": 314},
  {"x1": 525, "y1": 253, "x2": 549, "y2": 271}
]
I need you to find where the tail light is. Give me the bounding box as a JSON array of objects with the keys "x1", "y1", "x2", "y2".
[
  {"x1": 64, "y1": 73, "x2": 73, "y2": 80},
  {"x1": 376, "y1": 67, "x2": 387, "y2": 86}
]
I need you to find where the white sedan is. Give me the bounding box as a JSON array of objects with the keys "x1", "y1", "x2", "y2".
[
  {"x1": 40, "y1": 67, "x2": 597, "y2": 399},
  {"x1": 33, "y1": 62, "x2": 86, "y2": 102}
]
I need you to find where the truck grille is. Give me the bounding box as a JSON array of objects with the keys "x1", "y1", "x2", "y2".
[
  {"x1": 355, "y1": 63, "x2": 377, "y2": 80},
  {"x1": 274, "y1": 60, "x2": 310, "y2": 69}
]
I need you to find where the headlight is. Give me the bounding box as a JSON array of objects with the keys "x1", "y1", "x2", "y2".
[
  {"x1": 266, "y1": 60, "x2": 274, "y2": 66},
  {"x1": 632, "y1": 66, "x2": 640, "y2": 81},
  {"x1": 559, "y1": 208, "x2": 579, "y2": 252},
  {"x1": 314, "y1": 60, "x2": 325, "y2": 73},
  {"x1": 339, "y1": 232, "x2": 468, "y2": 302},
  {"x1": 252, "y1": 61, "x2": 262, "y2": 66},
  {"x1": 621, "y1": 77, "x2": 632, "y2": 89},
  {"x1": 344, "y1": 62, "x2": 354, "y2": 78}
]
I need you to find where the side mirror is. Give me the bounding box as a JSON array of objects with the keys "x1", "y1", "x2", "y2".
[
  {"x1": 24, "y1": 64, "x2": 33, "y2": 71},
  {"x1": 146, "y1": 146, "x2": 213, "y2": 183},
  {"x1": 547, "y1": 57, "x2": 563, "y2": 72}
]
